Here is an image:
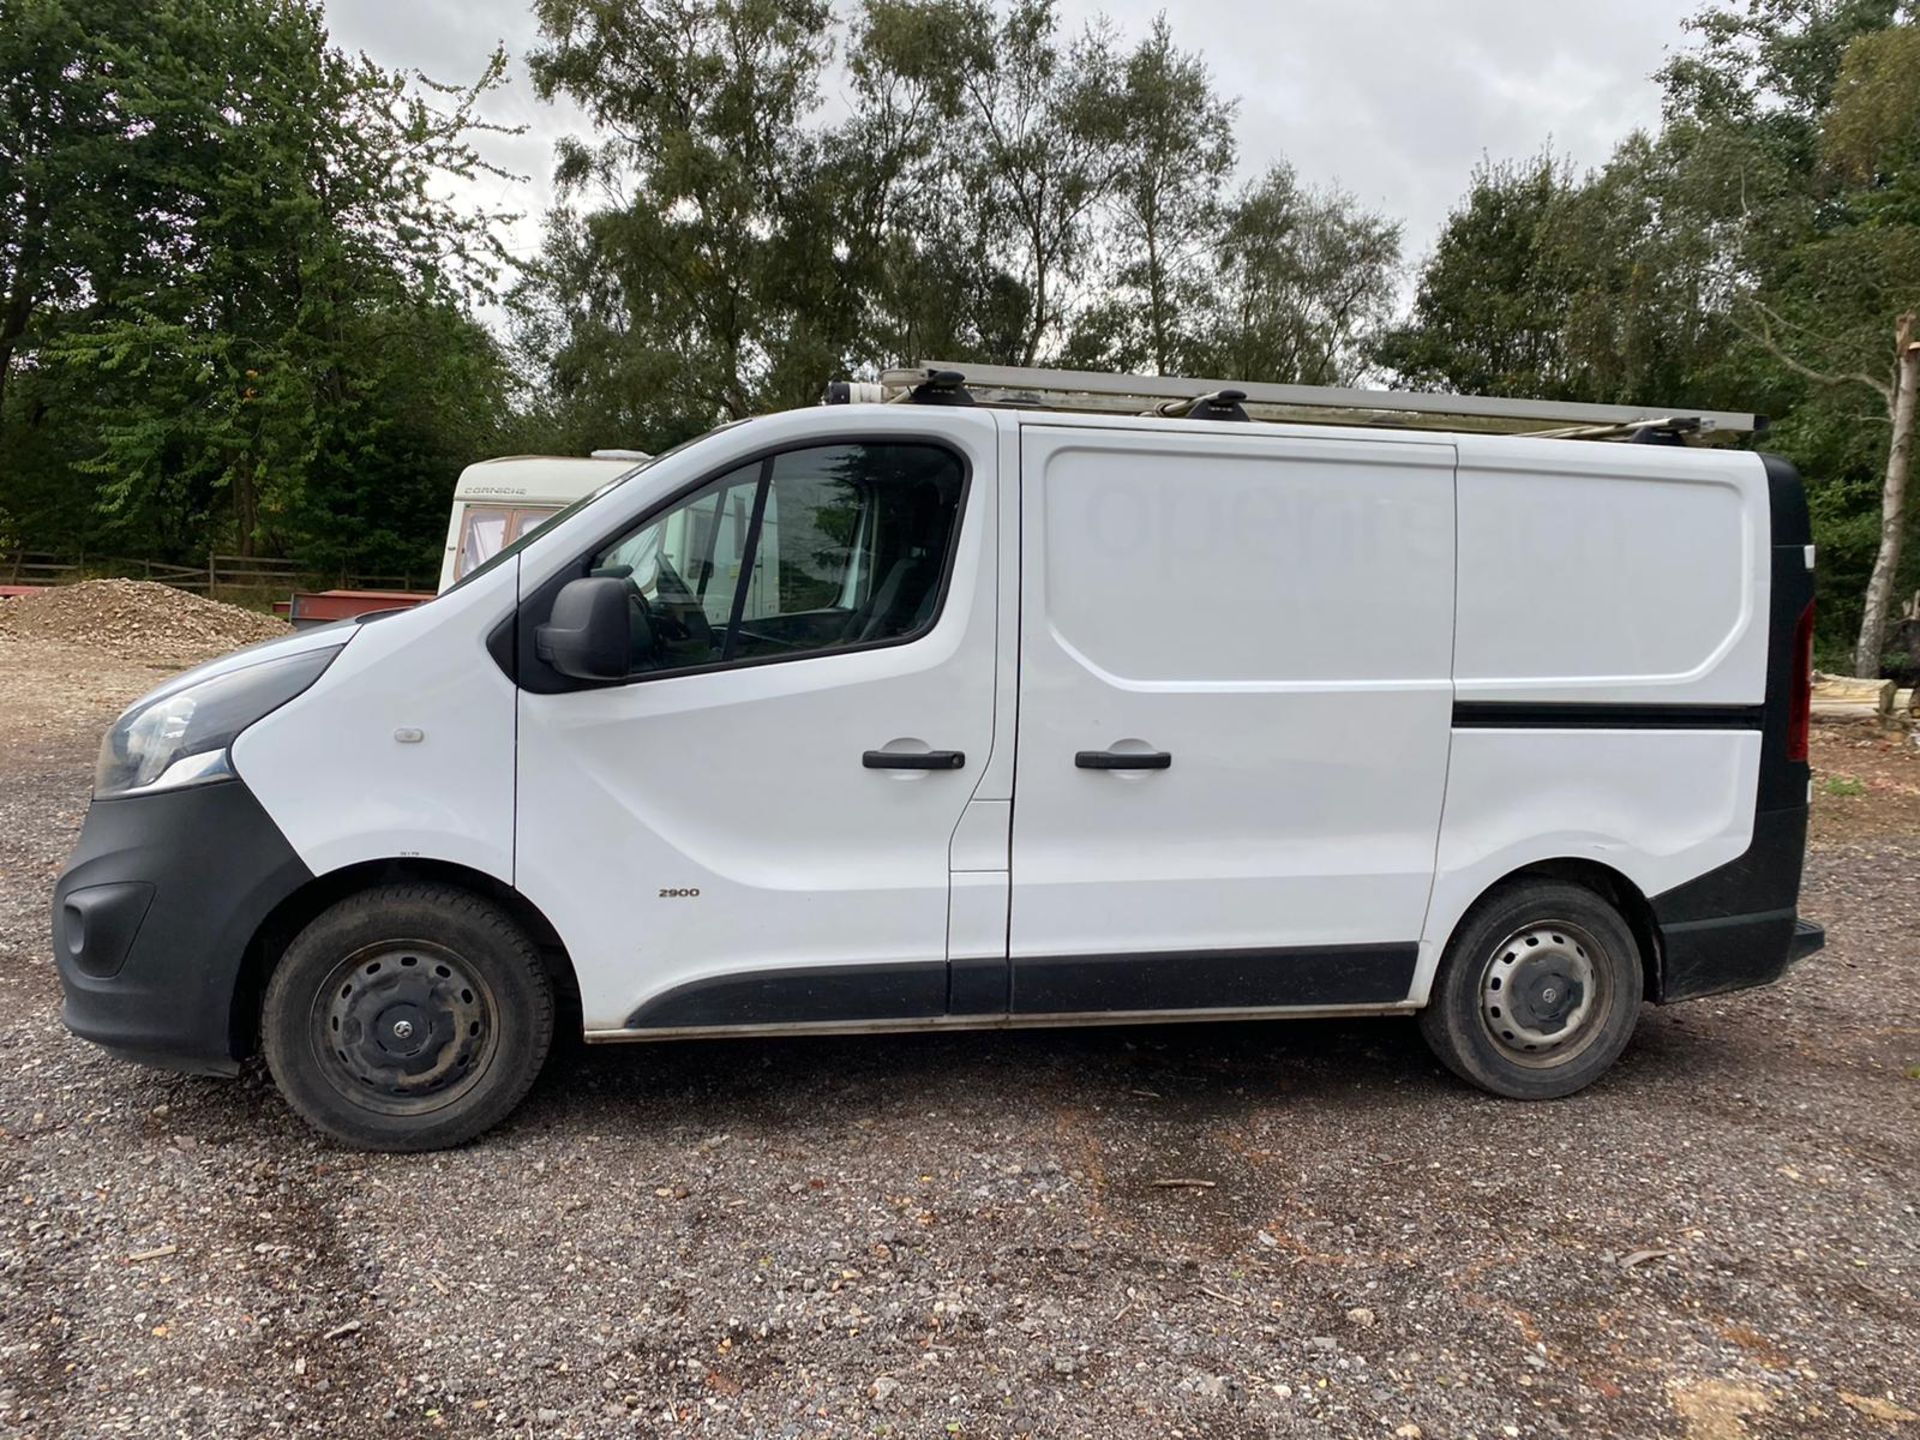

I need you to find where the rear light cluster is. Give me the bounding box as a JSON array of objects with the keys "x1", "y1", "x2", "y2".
[{"x1": 1787, "y1": 599, "x2": 1815, "y2": 764}]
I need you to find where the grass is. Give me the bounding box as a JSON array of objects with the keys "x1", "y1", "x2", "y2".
[{"x1": 1820, "y1": 775, "x2": 1868, "y2": 798}]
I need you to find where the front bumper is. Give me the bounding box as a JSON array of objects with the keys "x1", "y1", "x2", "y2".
[{"x1": 53, "y1": 779, "x2": 312, "y2": 1075}]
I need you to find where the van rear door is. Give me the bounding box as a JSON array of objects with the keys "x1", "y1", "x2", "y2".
[{"x1": 1007, "y1": 423, "x2": 1456, "y2": 1015}]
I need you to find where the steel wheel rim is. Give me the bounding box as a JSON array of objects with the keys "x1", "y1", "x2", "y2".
[
  {"x1": 1478, "y1": 920, "x2": 1612, "y2": 1069},
  {"x1": 307, "y1": 940, "x2": 501, "y2": 1117}
]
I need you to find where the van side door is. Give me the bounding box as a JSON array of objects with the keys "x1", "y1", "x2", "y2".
[
  {"x1": 1007, "y1": 423, "x2": 1456, "y2": 1014},
  {"x1": 513, "y1": 415, "x2": 1000, "y2": 1034}
]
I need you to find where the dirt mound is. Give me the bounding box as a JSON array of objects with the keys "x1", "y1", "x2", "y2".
[{"x1": 0, "y1": 578, "x2": 290, "y2": 663}]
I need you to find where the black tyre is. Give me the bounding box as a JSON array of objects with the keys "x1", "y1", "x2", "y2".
[
  {"x1": 262, "y1": 884, "x2": 554, "y2": 1151},
  {"x1": 1418, "y1": 879, "x2": 1644, "y2": 1100}
]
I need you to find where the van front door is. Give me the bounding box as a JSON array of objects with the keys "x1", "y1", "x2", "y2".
[
  {"x1": 514, "y1": 425, "x2": 999, "y2": 1035},
  {"x1": 1008, "y1": 424, "x2": 1456, "y2": 1016}
]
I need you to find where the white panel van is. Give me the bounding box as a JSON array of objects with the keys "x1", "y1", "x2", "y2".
[{"x1": 53, "y1": 369, "x2": 1823, "y2": 1150}]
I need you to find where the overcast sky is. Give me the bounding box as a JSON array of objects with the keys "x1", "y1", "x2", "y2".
[{"x1": 320, "y1": 0, "x2": 1701, "y2": 299}]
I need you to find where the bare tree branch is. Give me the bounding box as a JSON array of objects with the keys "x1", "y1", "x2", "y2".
[{"x1": 1735, "y1": 296, "x2": 1894, "y2": 409}]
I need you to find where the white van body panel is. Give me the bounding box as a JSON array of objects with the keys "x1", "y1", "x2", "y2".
[
  {"x1": 1008, "y1": 421, "x2": 1455, "y2": 993},
  {"x1": 1412, "y1": 728, "x2": 1761, "y2": 1003},
  {"x1": 1453, "y1": 438, "x2": 1768, "y2": 705},
  {"x1": 510, "y1": 407, "x2": 1002, "y2": 1031},
  {"x1": 232, "y1": 559, "x2": 520, "y2": 884}
]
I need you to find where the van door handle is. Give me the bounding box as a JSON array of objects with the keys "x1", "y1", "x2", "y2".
[
  {"x1": 863, "y1": 750, "x2": 966, "y2": 770},
  {"x1": 1076, "y1": 750, "x2": 1172, "y2": 770}
]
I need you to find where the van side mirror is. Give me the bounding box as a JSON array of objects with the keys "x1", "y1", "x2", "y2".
[{"x1": 535, "y1": 576, "x2": 635, "y2": 682}]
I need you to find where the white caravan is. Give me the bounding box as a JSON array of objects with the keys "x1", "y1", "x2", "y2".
[
  {"x1": 438, "y1": 452, "x2": 649, "y2": 592},
  {"x1": 54, "y1": 365, "x2": 1823, "y2": 1150}
]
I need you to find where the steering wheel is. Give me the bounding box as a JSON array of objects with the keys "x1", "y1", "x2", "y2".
[{"x1": 626, "y1": 585, "x2": 661, "y2": 666}]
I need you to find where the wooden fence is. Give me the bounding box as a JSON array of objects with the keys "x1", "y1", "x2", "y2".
[{"x1": 3, "y1": 550, "x2": 433, "y2": 600}]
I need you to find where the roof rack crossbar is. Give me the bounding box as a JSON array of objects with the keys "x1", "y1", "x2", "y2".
[{"x1": 872, "y1": 361, "x2": 1764, "y2": 440}]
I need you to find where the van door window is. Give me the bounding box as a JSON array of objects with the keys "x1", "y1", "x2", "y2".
[
  {"x1": 588, "y1": 442, "x2": 964, "y2": 677},
  {"x1": 593, "y1": 464, "x2": 759, "y2": 671}
]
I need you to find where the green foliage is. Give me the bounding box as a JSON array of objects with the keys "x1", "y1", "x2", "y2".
[
  {"x1": 1, "y1": 0, "x2": 518, "y2": 573},
  {"x1": 1194, "y1": 165, "x2": 1400, "y2": 387},
  {"x1": 1077, "y1": 16, "x2": 1237, "y2": 374},
  {"x1": 1375, "y1": 155, "x2": 1580, "y2": 398}
]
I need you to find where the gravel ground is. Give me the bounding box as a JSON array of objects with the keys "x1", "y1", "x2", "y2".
[{"x1": 1, "y1": 641, "x2": 1916, "y2": 1440}]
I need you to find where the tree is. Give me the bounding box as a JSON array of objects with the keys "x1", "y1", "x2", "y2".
[
  {"x1": 1857, "y1": 313, "x2": 1919, "y2": 673},
  {"x1": 0, "y1": 0, "x2": 172, "y2": 422},
  {"x1": 1073, "y1": 15, "x2": 1234, "y2": 374},
  {"x1": 820, "y1": 0, "x2": 1032, "y2": 371},
  {"x1": 1, "y1": 0, "x2": 518, "y2": 570},
  {"x1": 1197, "y1": 165, "x2": 1400, "y2": 386},
  {"x1": 1374, "y1": 154, "x2": 1580, "y2": 397},
  {"x1": 522, "y1": 0, "x2": 843, "y2": 430},
  {"x1": 954, "y1": 0, "x2": 1126, "y2": 365}
]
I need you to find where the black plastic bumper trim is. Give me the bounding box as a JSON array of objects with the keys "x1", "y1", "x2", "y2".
[
  {"x1": 625, "y1": 960, "x2": 949, "y2": 1030},
  {"x1": 1652, "y1": 907, "x2": 1801, "y2": 1004},
  {"x1": 1789, "y1": 918, "x2": 1825, "y2": 962},
  {"x1": 53, "y1": 780, "x2": 313, "y2": 1075},
  {"x1": 57, "y1": 881, "x2": 154, "y2": 979},
  {"x1": 1452, "y1": 702, "x2": 1764, "y2": 730}
]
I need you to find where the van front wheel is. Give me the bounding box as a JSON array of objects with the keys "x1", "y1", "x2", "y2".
[
  {"x1": 1418, "y1": 879, "x2": 1643, "y2": 1100},
  {"x1": 262, "y1": 884, "x2": 555, "y2": 1151}
]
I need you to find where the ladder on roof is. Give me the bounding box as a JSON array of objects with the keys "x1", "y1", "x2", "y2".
[{"x1": 831, "y1": 361, "x2": 1766, "y2": 444}]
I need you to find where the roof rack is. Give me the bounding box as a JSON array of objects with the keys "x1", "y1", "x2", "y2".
[{"x1": 835, "y1": 362, "x2": 1765, "y2": 444}]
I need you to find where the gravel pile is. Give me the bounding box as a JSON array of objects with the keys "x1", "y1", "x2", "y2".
[{"x1": 0, "y1": 579, "x2": 289, "y2": 663}]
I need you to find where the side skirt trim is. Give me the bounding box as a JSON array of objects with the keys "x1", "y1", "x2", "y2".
[
  {"x1": 620, "y1": 944, "x2": 1421, "y2": 1032},
  {"x1": 588, "y1": 1002, "x2": 1418, "y2": 1044},
  {"x1": 1013, "y1": 943, "x2": 1418, "y2": 1014}
]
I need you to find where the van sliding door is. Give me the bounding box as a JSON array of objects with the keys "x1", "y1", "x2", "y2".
[{"x1": 1007, "y1": 425, "x2": 1457, "y2": 1015}]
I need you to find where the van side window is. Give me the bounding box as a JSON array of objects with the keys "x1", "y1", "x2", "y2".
[{"x1": 590, "y1": 442, "x2": 964, "y2": 676}]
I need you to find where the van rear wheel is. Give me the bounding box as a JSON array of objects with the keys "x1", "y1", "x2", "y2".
[
  {"x1": 262, "y1": 884, "x2": 554, "y2": 1151},
  {"x1": 1419, "y1": 879, "x2": 1643, "y2": 1100}
]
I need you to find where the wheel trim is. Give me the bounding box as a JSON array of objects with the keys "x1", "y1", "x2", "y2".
[
  {"x1": 308, "y1": 940, "x2": 502, "y2": 1118},
  {"x1": 1478, "y1": 921, "x2": 1614, "y2": 1070}
]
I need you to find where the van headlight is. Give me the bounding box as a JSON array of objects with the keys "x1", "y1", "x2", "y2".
[{"x1": 94, "y1": 646, "x2": 343, "y2": 798}]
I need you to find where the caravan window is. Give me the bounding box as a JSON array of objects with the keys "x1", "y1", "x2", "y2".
[
  {"x1": 455, "y1": 505, "x2": 564, "y2": 581},
  {"x1": 458, "y1": 508, "x2": 512, "y2": 579},
  {"x1": 589, "y1": 442, "x2": 965, "y2": 677}
]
